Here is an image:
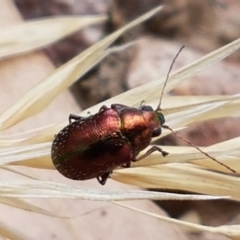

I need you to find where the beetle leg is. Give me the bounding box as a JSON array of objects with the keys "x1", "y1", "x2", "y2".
[
  {"x1": 111, "y1": 104, "x2": 129, "y2": 112},
  {"x1": 133, "y1": 146, "x2": 169, "y2": 162},
  {"x1": 121, "y1": 162, "x2": 131, "y2": 168},
  {"x1": 139, "y1": 100, "x2": 145, "y2": 108},
  {"x1": 69, "y1": 114, "x2": 84, "y2": 123},
  {"x1": 97, "y1": 171, "x2": 111, "y2": 185},
  {"x1": 99, "y1": 105, "x2": 108, "y2": 112}
]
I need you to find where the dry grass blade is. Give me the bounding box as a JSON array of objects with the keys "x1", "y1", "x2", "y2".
[
  {"x1": 112, "y1": 164, "x2": 240, "y2": 200},
  {"x1": 0, "y1": 15, "x2": 106, "y2": 59},
  {"x1": 0, "y1": 6, "x2": 163, "y2": 131},
  {"x1": 72, "y1": 37, "x2": 240, "y2": 110},
  {"x1": 0, "y1": 179, "x2": 228, "y2": 201},
  {"x1": 163, "y1": 96, "x2": 240, "y2": 135},
  {"x1": 10, "y1": 125, "x2": 64, "y2": 147},
  {"x1": 130, "y1": 143, "x2": 239, "y2": 173},
  {"x1": 195, "y1": 137, "x2": 240, "y2": 171},
  {"x1": 0, "y1": 197, "x2": 63, "y2": 218},
  {"x1": 0, "y1": 142, "x2": 50, "y2": 164},
  {"x1": 11, "y1": 156, "x2": 53, "y2": 169},
  {"x1": 215, "y1": 225, "x2": 240, "y2": 240},
  {"x1": 161, "y1": 95, "x2": 240, "y2": 114},
  {"x1": 114, "y1": 202, "x2": 240, "y2": 240}
]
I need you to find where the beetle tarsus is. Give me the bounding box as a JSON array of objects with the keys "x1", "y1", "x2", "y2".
[
  {"x1": 122, "y1": 162, "x2": 131, "y2": 168},
  {"x1": 69, "y1": 114, "x2": 84, "y2": 123},
  {"x1": 134, "y1": 146, "x2": 169, "y2": 162},
  {"x1": 97, "y1": 172, "x2": 111, "y2": 185},
  {"x1": 111, "y1": 104, "x2": 129, "y2": 112},
  {"x1": 99, "y1": 105, "x2": 108, "y2": 112}
]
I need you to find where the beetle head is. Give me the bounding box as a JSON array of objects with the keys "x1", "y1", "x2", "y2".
[
  {"x1": 140, "y1": 105, "x2": 165, "y2": 125},
  {"x1": 139, "y1": 104, "x2": 165, "y2": 138}
]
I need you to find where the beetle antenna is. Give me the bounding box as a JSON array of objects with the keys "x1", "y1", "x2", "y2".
[
  {"x1": 156, "y1": 45, "x2": 185, "y2": 111},
  {"x1": 162, "y1": 125, "x2": 236, "y2": 173}
]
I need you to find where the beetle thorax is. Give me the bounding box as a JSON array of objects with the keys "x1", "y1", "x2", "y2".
[{"x1": 120, "y1": 109, "x2": 161, "y2": 154}]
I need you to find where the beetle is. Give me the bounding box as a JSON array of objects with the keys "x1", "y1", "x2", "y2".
[
  {"x1": 51, "y1": 46, "x2": 235, "y2": 185},
  {"x1": 51, "y1": 103, "x2": 168, "y2": 185}
]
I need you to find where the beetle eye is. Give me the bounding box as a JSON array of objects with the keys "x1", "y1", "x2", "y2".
[
  {"x1": 141, "y1": 105, "x2": 153, "y2": 112},
  {"x1": 157, "y1": 113, "x2": 165, "y2": 124},
  {"x1": 152, "y1": 127, "x2": 161, "y2": 137}
]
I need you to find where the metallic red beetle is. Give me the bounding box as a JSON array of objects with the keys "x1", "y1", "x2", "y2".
[{"x1": 51, "y1": 103, "x2": 168, "y2": 185}]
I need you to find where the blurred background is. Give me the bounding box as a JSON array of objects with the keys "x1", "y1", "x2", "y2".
[{"x1": 2, "y1": 0, "x2": 240, "y2": 239}]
